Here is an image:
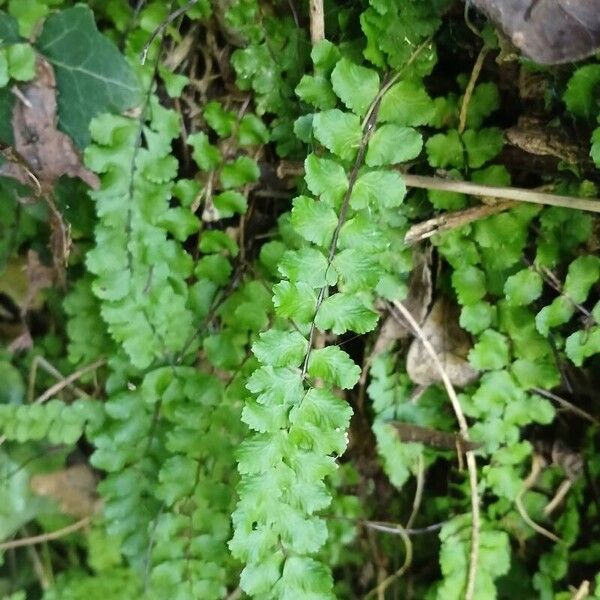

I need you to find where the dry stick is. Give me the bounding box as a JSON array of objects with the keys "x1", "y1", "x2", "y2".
[
  {"x1": 531, "y1": 388, "x2": 599, "y2": 425},
  {"x1": 33, "y1": 358, "x2": 106, "y2": 405},
  {"x1": 27, "y1": 355, "x2": 89, "y2": 403},
  {"x1": 458, "y1": 47, "x2": 489, "y2": 134},
  {"x1": 309, "y1": 0, "x2": 325, "y2": 44},
  {"x1": 405, "y1": 453, "x2": 425, "y2": 530},
  {"x1": 403, "y1": 174, "x2": 600, "y2": 213},
  {"x1": 391, "y1": 300, "x2": 480, "y2": 600},
  {"x1": 405, "y1": 199, "x2": 515, "y2": 244},
  {"x1": 544, "y1": 479, "x2": 573, "y2": 516},
  {"x1": 0, "y1": 516, "x2": 91, "y2": 552},
  {"x1": 570, "y1": 580, "x2": 590, "y2": 600},
  {"x1": 514, "y1": 454, "x2": 560, "y2": 543},
  {"x1": 364, "y1": 523, "x2": 413, "y2": 599}
]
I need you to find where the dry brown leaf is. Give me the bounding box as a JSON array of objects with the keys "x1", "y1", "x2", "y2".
[
  {"x1": 30, "y1": 464, "x2": 100, "y2": 518},
  {"x1": 373, "y1": 248, "x2": 432, "y2": 355},
  {"x1": 1, "y1": 58, "x2": 98, "y2": 188},
  {"x1": 405, "y1": 297, "x2": 478, "y2": 387}
]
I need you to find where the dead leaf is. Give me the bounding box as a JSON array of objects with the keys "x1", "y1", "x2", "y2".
[
  {"x1": 405, "y1": 297, "x2": 478, "y2": 387},
  {"x1": 1, "y1": 58, "x2": 98, "y2": 189},
  {"x1": 23, "y1": 250, "x2": 54, "y2": 315},
  {"x1": 30, "y1": 464, "x2": 100, "y2": 518},
  {"x1": 373, "y1": 248, "x2": 432, "y2": 355}
]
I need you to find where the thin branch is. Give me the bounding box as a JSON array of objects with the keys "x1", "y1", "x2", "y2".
[
  {"x1": 309, "y1": 0, "x2": 325, "y2": 45},
  {"x1": 570, "y1": 580, "x2": 590, "y2": 600},
  {"x1": 406, "y1": 453, "x2": 425, "y2": 529},
  {"x1": 403, "y1": 174, "x2": 600, "y2": 213},
  {"x1": 405, "y1": 200, "x2": 515, "y2": 244},
  {"x1": 33, "y1": 358, "x2": 106, "y2": 406},
  {"x1": 531, "y1": 388, "x2": 599, "y2": 425},
  {"x1": 390, "y1": 300, "x2": 480, "y2": 600},
  {"x1": 0, "y1": 517, "x2": 90, "y2": 551},
  {"x1": 544, "y1": 479, "x2": 573, "y2": 516},
  {"x1": 458, "y1": 47, "x2": 488, "y2": 134}
]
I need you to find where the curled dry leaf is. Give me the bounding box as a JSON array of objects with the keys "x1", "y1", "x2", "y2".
[
  {"x1": 373, "y1": 247, "x2": 432, "y2": 355},
  {"x1": 405, "y1": 297, "x2": 478, "y2": 387},
  {"x1": 30, "y1": 464, "x2": 100, "y2": 518}
]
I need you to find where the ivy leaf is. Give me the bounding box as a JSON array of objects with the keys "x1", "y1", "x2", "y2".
[
  {"x1": 291, "y1": 195, "x2": 338, "y2": 247},
  {"x1": 452, "y1": 266, "x2": 486, "y2": 305},
  {"x1": 504, "y1": 269, "x2": 543, "y2": 306},
  {"x1": 330, "y1": 57, "x2": 379, "y2": 117},
  {"x1": 312, "y1": 109, "x2": 362, "y2": 162},
  {"x1": 35, "y1": 5, "x2": 141, "y2": 148},
  {"x1": 220, "y1": 156, "x2": 260, "y2": 188},
  {"x1": 278, "y1": 248, "x2": 334, "y2": 288},
  {"x1": 378, "y1": 79, "x2": 434, "y2": 126},
  {"x1": 307, "y1": 346, "x2": 360, "y2": 389},
  {"x1": 315, "y1": 292, "x2": 379, "y2": 334},
  {"x1": 426, "y1": 130, "x2": 464, "y2": 168},
  {"x1": 187, "y1": 132, "x2": 221, "y2": 171},
  {"x1": 350, "y1": 170, "x2": 406, "y2": 209},
  {"x1": 462, "y1": 128, "x2": 503, "y2": 168},
  {"x1": 253, "y1": 330, "x2": 308, "y2": 367},
  {"x1": 563, "y1": 64, "x2": 600, "y2": 120},
  {"x1": 365, "y1": 124, "x2": 422, "y2": 166},
  {"x1": 468, "y1": 329, "x2": 510, "y2": 370},
  {"x1": 213, "y1": 190, "x2": 247, "y2": 217},
  {"x1": 304, "y1": 153, "x2": 349, "y2": 208}
]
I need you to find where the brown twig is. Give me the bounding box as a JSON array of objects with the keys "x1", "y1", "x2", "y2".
[
  {"x1": 390, "y1": 300, "x2": 480, "y2": 600},
  {"x1": 531, "y1": 388, "x2": 599, "y2": 425},
  {"x1": 404, "y1": 199, "x2": 515, "y2": 244},
  {"x1": 458, "y1": 47, "x2": 488, "y2": 134},
  {"x1": 309, "y1": 0, "x2": 325, "y2": 45},
  {"x1": 403, "y1": 174, "x2": 600, "y2": 213},
  {"x1": 0, "y1": 517, "x2": 91, "y2": 551}
]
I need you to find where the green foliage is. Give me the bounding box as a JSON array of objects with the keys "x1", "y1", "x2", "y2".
[{"x1": 1, "y1": 1, "x2": 600, "y2": 598}]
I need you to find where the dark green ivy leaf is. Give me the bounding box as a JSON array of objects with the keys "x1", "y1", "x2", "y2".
[{"x1": 35, "y1": 5, "x2": 142, "y2": 148}]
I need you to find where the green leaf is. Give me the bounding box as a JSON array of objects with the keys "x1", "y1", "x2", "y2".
[
  {"x1": 279, "y1": 248, "x2": 333, "y2": 288},
  {"x1": 426, "y1": 129, "x2": 464, "y2": 168},
  {"x1": 565, "y1": 327, "x2": 600, "y2": 366},
  {"x1": 563, "y1": 255, "x2": 600, "y2": 303},
  {"x1": 468, "y1": 329, "x2": 510, "y2": 370},
  {"x1": 312, "y1": 109, "x2": 362, "y2": 162},
  {"x1": 291, "y1": 195, "x2": 338, "y2": 247},
  {"x1": 378, "y1": 79, "x2": 434, "y2": 126},
  {"x1": 203, "y1": 331, "x2": 246, "y2": 369},
  {"x1": 199, "y1": 230, "x2": 239, "y2": 256},
  {"x1": 220, "y1": 156, "x2": 260, "y2": 188},
  {"x1": 464, "y1": 82, "x2": 499, "y2": 129},
  {"x1": 35, "y1": 5, "x2": 141, "y2": 148},
  {"x1": 462, "y1": 128, "x2": 503, "y2": 168},
  {"x1": 591, "y1": 126, "x2": 600, "y2": 168},
  {"x1": 460, "y1": 302, "x2": 496, "y2": 335},
  {"x1": 6, "y1": 43, "x2": 35, "y2": 81},
  {"x1": 366, "y1": 124, "x2": 422, "y2": 166},
  {"x1": 563, "y1": 64, "x2": 600, "y2": 120},
  {"x1": 350, "y1": 170, "x2": 406, "y2": 209},
  {"x1": 311, "y1": 39, "x2": 340, "y2": 74},
  {"x1": 273, "y1": 281, "x2": 317, "y2": 323},
  {"x1": 452, "y1": 266, "x2": 486, "y2": 305},
  {"x1": 295, "y1": 74, "x2": 338, "y2": 110},
  {"x1": 511, "y1": 358, "x2": 560, "y2": 389},
  {"x1": 195, "y1": 255, "x2": 232, "y2": 286},
  {"x1": 330, "y1": 57, "x2": 380, "y2": 117},
  {"x1": 504, "y1": 269, "x2": 543, "y2": 306},
  {"x1": 187, "y1": 132, "x2": 221, "y2": 171},
  {"x1": 307, "y1": 346, "x2": 361, "y2": 389},
  {"x1": 0, "y1": 50, "x2": 8, "y2": 88},
  {"x1": 9, "y1": 0, "x2": 48, "y2": 37},
  {"x1": 156, "y1": 207, "x2": 199, "y2": 240},
  {"x1": 332, "y1": 248, "x2": 381, "y2": 291},
  {"x1": 535, "y1": 296, "x2": 575, "y2": 336},
  {"x1": 253, "y1": 330, "x2": 308, "y2": 367},
  {"x1": 213, "y1": 190, "x2": 248, "y2": 217},
  {"x1": 203, "y1": 100, "x2": 236, "y2": 137},
  {"x1": 238, "y1": 114, "x2": 270, "y2": 145},
  {"x1": 304, "y1": 153, "x2": 348, "y2": 208},
  {"x1": 315, "y1": 292, "x2": 378, "y2": 334}
]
